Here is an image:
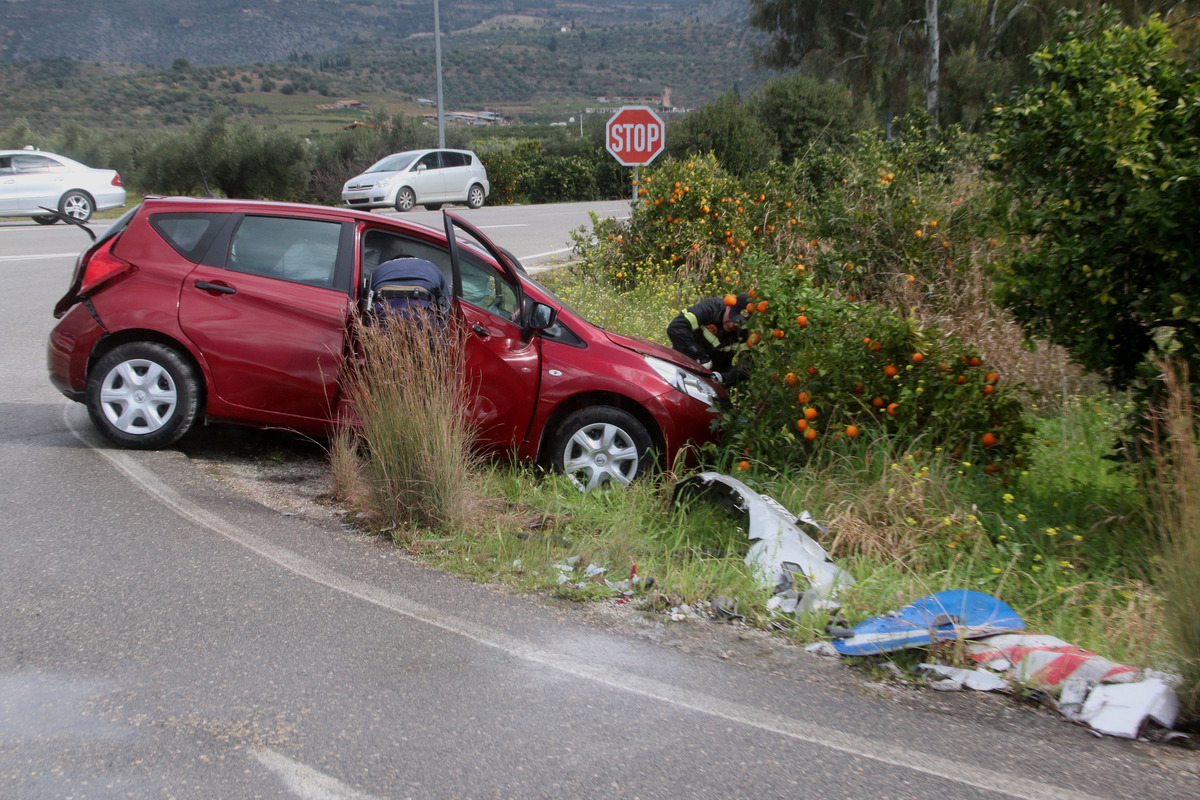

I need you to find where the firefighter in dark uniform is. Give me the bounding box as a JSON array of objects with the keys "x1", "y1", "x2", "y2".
[{"x1": 667, "y1": 294, "x2": 752, "y2": 386}]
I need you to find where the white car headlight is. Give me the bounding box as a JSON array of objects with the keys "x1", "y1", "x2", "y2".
[
  {"x1": 374, "y1": 176, "x2": 392, "y2": 190},
  {"x1": 645, "y1": 356, "x2": 720, "y2": 407}
]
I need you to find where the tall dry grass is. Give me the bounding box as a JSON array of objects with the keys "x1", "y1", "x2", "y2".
[
  {"x1": 1148, "y1": 358, "x2": 1200, "y2": 711},
  {"x1": 330, "y1": 312, "x2": 484, "y2": 535}
]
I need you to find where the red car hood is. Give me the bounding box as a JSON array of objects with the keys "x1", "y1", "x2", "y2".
[{"x1": 604, "y1": 330, "x2": 709, "y2": 373}]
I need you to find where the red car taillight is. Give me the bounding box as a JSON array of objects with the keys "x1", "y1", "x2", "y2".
[
  {"x1": 111, "y1": 174, "x2": 123, "y2": 187},
  {"x1": 78, "y1": 238, "x2": 134, "y2": 296}
]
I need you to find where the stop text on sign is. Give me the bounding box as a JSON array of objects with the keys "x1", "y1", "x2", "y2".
[{"x1": 606, "y1": 106, "x2": 666, "y2": 167}]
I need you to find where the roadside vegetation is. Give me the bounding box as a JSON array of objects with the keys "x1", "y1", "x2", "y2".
[{"x1": 324, "y1": 12, "x2": 1200, "y2": 714}]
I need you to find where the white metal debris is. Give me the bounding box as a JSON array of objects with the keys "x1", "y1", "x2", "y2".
[{"x1": 674, "y1": 472, "x2": 853, "y2": 614}]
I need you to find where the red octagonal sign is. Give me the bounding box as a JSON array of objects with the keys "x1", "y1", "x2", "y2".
[{"x1": 606, "y1": 106, "x2": 665, "y2": 167}]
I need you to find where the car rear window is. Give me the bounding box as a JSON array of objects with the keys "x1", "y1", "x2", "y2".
[{"x1": 150, "y1": 213, "x2": 229, "y2": 262}]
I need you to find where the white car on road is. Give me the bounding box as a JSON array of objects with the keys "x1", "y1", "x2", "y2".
[
  {"x1": 341, "y1": 148, "x2": 490, "y2": 212},
  {"x1": 0, "y1": 149, "x2": 126, "y2": 224}
]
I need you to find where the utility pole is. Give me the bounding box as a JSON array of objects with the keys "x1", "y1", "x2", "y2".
[{"x1": 434, "y1": 0, "x2": 445, "y2": 146}]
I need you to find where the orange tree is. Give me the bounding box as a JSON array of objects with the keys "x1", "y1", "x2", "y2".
[
  {"x1": 721, "y1": 252, "x2": 1032, "y2": 470},
  {"x1": 988, "y1": 12, "x2": 1200, "y2": 392},
  {"x1": 572, "y1": 152, "x2": 802, "y2": 289}
]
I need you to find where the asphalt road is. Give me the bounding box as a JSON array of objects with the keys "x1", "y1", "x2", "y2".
[{"x1": 1, "y1": 207, "x2": 1197, "y2": 799}]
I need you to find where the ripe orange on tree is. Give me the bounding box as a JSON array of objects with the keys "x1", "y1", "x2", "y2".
[
  {"x1": 757, "y1": 300, "x2": 769, "y2": 313},
  {"x1": 797, "y1": 391, "x2": 810, "y2": 404},
  {"x1": 884, "y1": 365, "x2": 899, "y2": 378},
  {"x1": 872, "y1": 396, "x2": 885, "y2": 408},
  {"x1": 982, "y1": 433, "x2": 997, "y2": 447},
  {"x1": 803, "y1": 427, "x2": 818, "y2": 441},
  {"x1": 796, "y1": 315, "x2": 808, "y2": 327},
  {"x1": 851, "y1": 382, "x2": 864, "y2": 393},
  {"x1": 773, "y1": 329, "x2": 785, "y2": 339},
  {"x1": 724, "y1": 294, "x2": 738, "y2": 306},
  {"x1": 737, "y1": 460, "x2": 751, "y2": 471},
  {"x1": 796, "y1": 418, "x2": 809, "y2": 432},
  {"x1": 983, "y1": 384, "x2": 995, "y2": 395},
  {"x1": 887, "y1": 403, "x2": 900, "y2": 417},
  {"x1": 968, "y1": 356, "x2": 981, "y2": 367},
  {"x1": 804, "y1": 407, "x2": 818, "y2": 421},
  {"x1": 912, "y1": 353, "x2": 924, "y2": 364},
  {"x1": 985, "y1": 372, "x2": 999, "y2": 384},
  {"x1": 955, "y1": 375, "x2": 966, "y2": 385},
  {"x1": 785, "y1": 373, "x2": 798, "y2": 386},
  {"x1": 845, "y1": 425, "x2": 860, "y2": 438},
  {"x1": 747, "y1": 333, "x2": 761, "y2": 346}
]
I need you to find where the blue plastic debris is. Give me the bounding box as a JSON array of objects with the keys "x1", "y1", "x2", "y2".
[{"x1": 832, "y1": 590, "x2": 1025, "y2": 656}]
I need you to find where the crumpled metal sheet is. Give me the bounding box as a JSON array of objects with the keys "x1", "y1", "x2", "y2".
[{"x1": 673, "y1": 472, "x2": 853, "y2": 613}]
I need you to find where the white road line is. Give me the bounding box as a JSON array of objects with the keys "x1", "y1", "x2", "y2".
[
  {"x1": 68, "y1": 412, "x2": 1109, "y2": 800},
  {"x1": 520, "y1": 246, "x2": 575, "y2": 261},
  {"x1": 255, "y1": 748, "x2": 384, "y2": 800},
  {"x1": 1, "y1": 253, "x2": 78, "y2": 262}
]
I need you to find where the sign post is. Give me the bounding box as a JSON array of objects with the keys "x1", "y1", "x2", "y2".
[{"x1": 606, "y1": 106, "x2": 666, "y2": 202}]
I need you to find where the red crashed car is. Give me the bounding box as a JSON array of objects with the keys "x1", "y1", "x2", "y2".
[{"x1": 47, "y1": 197, "x2": 725, "y2": 490}]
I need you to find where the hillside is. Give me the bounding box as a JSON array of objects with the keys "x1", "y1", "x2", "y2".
[
  {"x1": 0, "y1": 2, "x2": 770, "y2": 134},
  {"x1": 0, "y1": 0, "x2": 752, "y2": 66}
]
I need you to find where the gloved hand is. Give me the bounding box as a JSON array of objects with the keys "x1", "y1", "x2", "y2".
[
  {"x1": 711, "y1": 371, "x2": 724, "y2": 385},
  {"x1": 700, "y1": 360, "x2": 714, "y2": 371}
]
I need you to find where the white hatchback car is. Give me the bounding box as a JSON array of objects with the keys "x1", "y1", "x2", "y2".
[
  {"x1": 341, "y1": 148, "x2": 490, "y2": 212},
  {"x1": 0, "y1": 149, "x2": 127, "y2": 224}
]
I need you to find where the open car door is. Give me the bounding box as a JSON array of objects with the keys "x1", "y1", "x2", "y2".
[{"x1": 442, "y1": 212, "x2": 542, "y2": 452}]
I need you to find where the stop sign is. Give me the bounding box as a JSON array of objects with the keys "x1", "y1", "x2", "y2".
[{"x1": 606, "y1": 106, "x2": 666, "y2": 166}]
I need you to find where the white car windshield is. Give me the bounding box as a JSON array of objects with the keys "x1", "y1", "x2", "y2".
[{"x1": 367, "y1": 153, "x2": 418, "y2": 173}]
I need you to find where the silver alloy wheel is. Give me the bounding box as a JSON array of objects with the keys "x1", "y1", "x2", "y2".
[
  {"x1": 60, "y1": 191, "x2": 93, "y2": 221},
  {"x1": 466, "y1": 184, "x2": 485, "y2": 209},
  {"x1": 98, "y1": 358, "x2": 178, "y2": 435},
  {"x1": 561, "y1": 421, "x2": 640, "y2": 491},
  {"x1": 394, "y1": 187, "x2": 416, "y2": 212}
]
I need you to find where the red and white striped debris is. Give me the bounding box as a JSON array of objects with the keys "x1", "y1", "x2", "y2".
[{"x1": 966, "y1": 633, "x2": 1141, "y2": 687}]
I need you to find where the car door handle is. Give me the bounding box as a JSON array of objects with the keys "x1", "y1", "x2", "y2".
[
  {"x1": 195, "y1": 280, "x2": 236, "y2": 295},
  {"x1": 471, "y1": 323, "x2": 489, "y2": 337}
]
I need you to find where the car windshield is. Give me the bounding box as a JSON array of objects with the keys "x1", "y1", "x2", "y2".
[{"x1": 366, "y1": 153, "x2": 419, "y2": 174}]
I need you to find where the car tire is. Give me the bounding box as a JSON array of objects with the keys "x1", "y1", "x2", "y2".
[
  {"x1": 59, "y1": 190, "x2": 94, "y2": 222},
  {"x1": 466, "y1": 184, "x2": 485, "y2": 209},
  {"x1": 551, "y1": 406, "x2": 653, "y2": 491},
  {"x1": 86, "y1": 342, "x2": 201, "y2": 449},
  {"x1": 32, "y1": 215, "x2": 59, "y2": 225},
  {"x1": 394, "y1": 187, "x2": 416, "y2": 212},
  {"x1": 423, "y1": 203, "x2": 443, "y2": 211}
]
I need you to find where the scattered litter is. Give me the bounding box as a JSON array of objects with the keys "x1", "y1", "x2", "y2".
[
  {"x1": 1077, "y1": 678, "x2": 1180, "y2": 739},
  {"x1": 965, "y1": 633, "x2": 1140, "y2": 687},
  {"x1": 553, "y1": 556, "x2": 606, "y2": 588},
  {"x1": 604, "y1": 564, "x2": 653, "y2": 596},
  {"x1": 832, "y1": 590, "x2": 1025, "y2": 656},
  {"x1": 804, "y1": 641, "x2": 840, "y2": 658},
  {"x1": 918, "y1": 663, "x2": 1010, "y2": 692},
  {"x1": 673, "y1": 472, "x2": 853, "y2": 614},
  {"x1": 931, "y1": 678, "x2": 964, "y2": 692},
  {"x1": 710, "y1": 596, "x2": 745, "y2": 623}
]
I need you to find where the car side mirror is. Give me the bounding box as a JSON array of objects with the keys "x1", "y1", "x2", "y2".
[{"x1": 527, "y1": 301, "x2": 558, "y2": 331}]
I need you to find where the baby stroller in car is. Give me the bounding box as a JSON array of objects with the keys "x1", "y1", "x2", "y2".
[{"x1": 368, "y1": 257, "x2": 450, "y2": 328}]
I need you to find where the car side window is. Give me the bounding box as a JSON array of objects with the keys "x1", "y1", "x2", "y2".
[
  {"x1": 459, "y1": 252, "x2": 518, "y2": 319},
  {"x1": 228, "y1": 216, "x2": 342, "y2": 288},
  {"x1": 150, "y1": 213, "x2": 228, "y2": 262},
  {"x1": 416, "y1": 152, "x2": 441, "y2": 171},
  {"x1": 442, "y1": 152, "x2": 467, "y2": 168},
  {"x1": 12, "y1": 154, "x2": 52, "y2": 173}
]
